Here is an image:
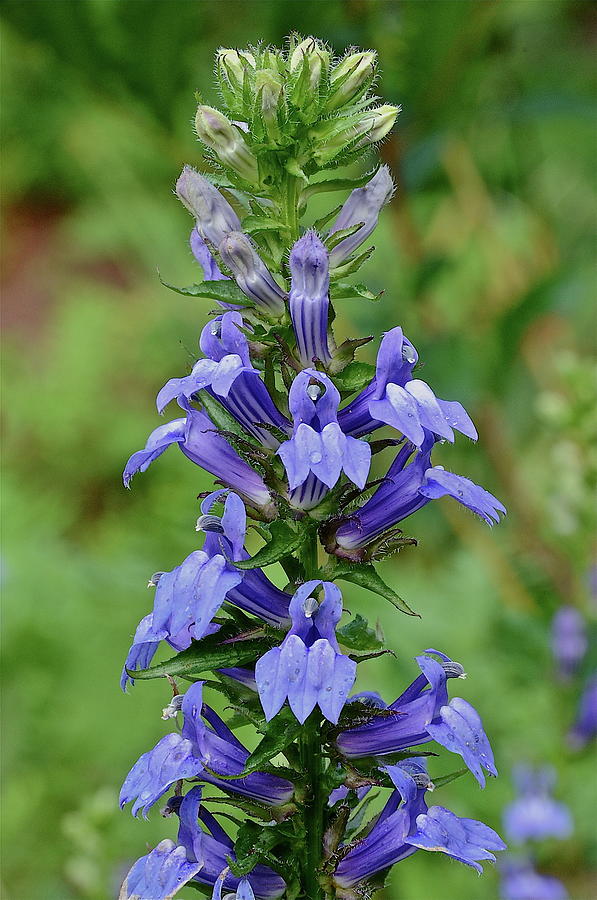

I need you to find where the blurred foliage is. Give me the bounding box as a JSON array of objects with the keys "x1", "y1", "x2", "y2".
[{"x1": 1, "y1": 2, "x2": 595, "y2": 899}]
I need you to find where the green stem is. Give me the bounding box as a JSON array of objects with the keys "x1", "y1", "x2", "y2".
[{"x1": 298, "y1": 532, "x2": 326, "y2": 900}]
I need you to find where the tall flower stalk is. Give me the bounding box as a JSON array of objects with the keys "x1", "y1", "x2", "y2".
[{"x1": 118, "y1": 36, "x2": 507, "y2": 900}]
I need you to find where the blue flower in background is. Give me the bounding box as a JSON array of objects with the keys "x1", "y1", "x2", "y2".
[
  {"x1": 551, "y1": 605, "x2": 587, "y2": 679},
  {"x1": 500, "y1": 859, "x2": 569, "y2": 900},
  {"x1": 503, "y1": 766, "x2": 572, "y2": 843}
]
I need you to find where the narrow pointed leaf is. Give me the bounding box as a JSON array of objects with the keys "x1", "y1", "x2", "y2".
[
  {"x1": 232, "y1": 520, "x2": 306, "y2": 570},
  {"x1": 329, "y1": 561, "x2": 419, "y2": 617}
]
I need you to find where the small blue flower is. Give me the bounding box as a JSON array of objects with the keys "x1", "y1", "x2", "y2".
[
  {"x1": 406, "y1": 805, "x2": 506, "y2": 873},
  {"x1": 289, "y1": 230, "x2": 332, "y2": 366},
  {"x1": 328, "y1": 165, "x2": 394, "y2": 268},
  {"x1": 118, "y1": 838, "x2": 202, "y2": 900},
  {"x1": 277, "y1": 369, "x2": 371, "y2": 502},
  {"x1": 157, "y1": 312, "x2": 290, "y2": 449},
  {"x1": 255, "y1": 580, "x2": 357, "y2": 724},
  {"x1": 569, "y1": 673, "x2": 597, "y2": 747},
  {"x1": 339, "y1": 326, "x2": 477, "y2": 445},
  {"x1": 332, "y1": 436, "x2": 505, "y2": 554},
  {"x1": 123, "y1": 402, "x2": 274, "y2": 515},
  {"x1": 500, "y1": 859, "x2": 569, "y2": 900},
  {"x1": 218, "y1": 231, "x2": 286, "y2": 315},
  {"x1": 121, "y1": 491, "x2": 290, "y2": 687},
  {"x1": 120, "y1": 683, "x2": 294, "y2": 818},
  {"x1": 336, "y1": 651, "x2": 463, "y2": 758},
  {"x1": 551, "y1": 605, "x2": 587, "y2": 679},
  {"x1": 503, "y1": 766, "x2": 572, "y2": 843},
  {"x1": 170, "y1": 788, "x2": 286, "y2": 899}
]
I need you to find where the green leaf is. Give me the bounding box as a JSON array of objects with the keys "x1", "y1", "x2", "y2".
[
  {"x1": 159, "y1": 276, "x2": 254, "y2": 307},
  {"x1": 301, "y1": 172, "x2": 372, "y2": 200},
  {"x1": 330, "y1": 561, "x2": 419, "y2": 617},
  {"x1": 242, "y1": 708, "x2": 304, "y2": 774},
  {"x1": 232, "y1": 520, "x2": 306, "y2": 570},
  {"x1": 432, "y1": 767, "x2": 469, "y2": 789},
  {"x1": 333, "y1": 361, "x2": 376, "y2": 393},
  {"x1": 330, "y1": 246, "x2": 375, "y2": 277},
  {"x1": 128, "y1": 624, "x2": 274, "y2": 680},
  {"x1": 337, "y1": 614, "x2": 384, "y2": 651},
  {"x1": 331, "y1": 281, "x2": 382, "y2": 302},
  {"x1": 241, "y1": 215, "x2": 291, "y2": 234},
  {"x1": 325, "y1": 221, "x2": 365, "y2": 252}
]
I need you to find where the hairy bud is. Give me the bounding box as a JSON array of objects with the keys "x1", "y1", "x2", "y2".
[
  {"x1": 217, "y1": 48, "x2": 255, "y2": 89},
  {"x1": 195, "y1": 105, "x2": 259, "y2": 183},
  {"x1": 290, "y1": 37, "x2": 329, "y2": 96},
  {"x1": 327, "y1": 51, "x2": 376, "y2": 110},
  {"x1": 357, "y1": 104, "x2": 401, "y2": 146}
]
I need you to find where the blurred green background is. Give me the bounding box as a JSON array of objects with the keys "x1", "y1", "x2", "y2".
[{"x1": 2, "y1": 1, "x2": 596, "y2": 898}]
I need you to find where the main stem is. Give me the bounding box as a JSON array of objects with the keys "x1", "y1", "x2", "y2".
[{"x1": 298, "y1": 531, "x2": 326, "y2": 900}]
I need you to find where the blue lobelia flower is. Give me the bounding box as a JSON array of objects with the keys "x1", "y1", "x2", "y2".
[
  {"x1": 569, "y1": 673, "x2": 597, "y2": 747},
  {"x1": 288, "y1": 230, "x2": 332, "y2": 367},
  {"x1": 218, "y1": 231, "x2": 286, "y2": 316},
  {"x1": 405, "y1": 805, "x2": 506, "y2": 873},
  {"x1": 120, "y1": 682, "x2": 294, "y2": 818},
  {"x1": 121, "y1": 490, "x2": 291, "y2": 688},
  {"x1": 334, "y1": 758, "x2": 505, "y2": 888},
  {"x1": 551, "y1": 605, "x2": 587, "y2": 680},
  {"x1": 426, "y1": 696, "x2": 498, "y2": 788},
  {"x1": 166, "y1": 788, "x2": 286, "y2": 899},
  {"x1": 277, "y1": 369, "x2": 371, "y2": 509},
  {"x1": 503, "y1": 766, "x2": 572, "y2": 843},
  {"x1": 255, "y1": 580, "x2": 357, "y2": 724},
  {"x1": 500, "y1": 859, "x2": 569, "y2": 900},
  {"x1": 328, "y1": 165, "x2": 394, "y2": 268},
  {"x1": 331, "y1": 436, "x2": 505, "y2": 555},
  {"x1": 118, "y1": 838, "x2": 202, "y2": 900},
  {"x1": 176, "y1": 165, "x2": 241, "y2": 248},
  {"x1": 157, "y1": 312, "x2": 290, "y2": 449},
  {"x1": 338, "y1": 326, "x2": 477, "y2": 445},
  {"x1": 123, "y1": 400, "x2": 274, "y2": 516}
]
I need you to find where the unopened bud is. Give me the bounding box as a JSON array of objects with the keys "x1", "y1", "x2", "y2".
[
  {"x1": 176, "y1": 165, "x2": 241, "y2": 247},
  {"x1": 195, "y1": 106, "x2": 259, "y2": 184},
  {"x1": 327, "y1": 51, "x2": 376, "y2": 110},
  {"x1": 290, "y1": 37, "x2": 329, "y2": 92},
  {"x1": 289, "y1": 230, "x2": 332, "y2": 366},
  {"x1": 255, "y1": 69, "x2": 284, "y2": 141},
  {"x1": 217, "y1": 48, "x2": 255, "y2": 89},
  {"x1": 357, "y1": 104, "x2": 400, "y2": 146},
  {"x1": 219, "y1": 231, "x2": 286, "y2": 316}
]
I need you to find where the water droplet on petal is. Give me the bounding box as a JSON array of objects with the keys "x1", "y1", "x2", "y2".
[{"x1": 310, "y1": 451, "x2": 322, "y2": 464}]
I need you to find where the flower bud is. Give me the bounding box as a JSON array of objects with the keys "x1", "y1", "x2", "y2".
[
  {"x1": 289, "y1": 231, "x2": 332, "y2": 366},
  {"x1": 290, "y1": 37, "x2": 329, "y2": 91},
  {"x1": 218, "y1": 231, "x2": 286, "y2": 316},
  {"x1": 175, "y1": 165, "x2": 241, "y2": 247},
  {"x1": 327, "y1": 51, "x2": 376, "y2": 110},
  {"x1": 216, "y1": 48, "x2": 255, "y2": 89},
  {"x1": 194, "y1": 105, "x2": 259, "y2": 184},
  {"x1": 255, "y1": 69, "x2": 284, "y2": 141},
  {"x1": 329, "y1": 165, "x2": 394, "y2": 267},
  {"x1": 357, "y1": 104, "x2": 401, "y2": 146}
]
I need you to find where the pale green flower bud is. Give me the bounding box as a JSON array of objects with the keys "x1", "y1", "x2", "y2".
[
  {"x1": 255, "y1": 69, "x2": 284, "y2": 128},
  {"x1": 289, "y1": 37, "x2": 329, "y2": 91},
  {"x1": 327, "y1": 51, "x2": 376, "y2": 110},
  {"x1": 216, "y1": 48, "x2": 255, "y2": 89},
  {"x1": 194, "y1": 105, "x2": 259, "y2": 183},
  {"x1": 357, "y1": 104, "x2": 401, "y2": 146}
]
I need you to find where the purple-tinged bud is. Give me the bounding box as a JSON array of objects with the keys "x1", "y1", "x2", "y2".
[
  {"x1": 176, "y1": 166, "x2": 241, "y2": 247},
  {"x1": 327, "y1": 51, "x2": 377, "y2": 111},
  {"x1": 329, "y1": 165, "x2": 394, "y2": 267},
  {"x1": 289, "y1": 231, "x2": 332, "y2": 366},
  {"x1": 195, "y1": 106, "x2": 259, "y2": 183},
  {"x1": 219, "y1": 231, "x2": 286, "y2": 315},
  {"x1": 357, "y1": 104, "x2": 401, "y2": 147}
]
